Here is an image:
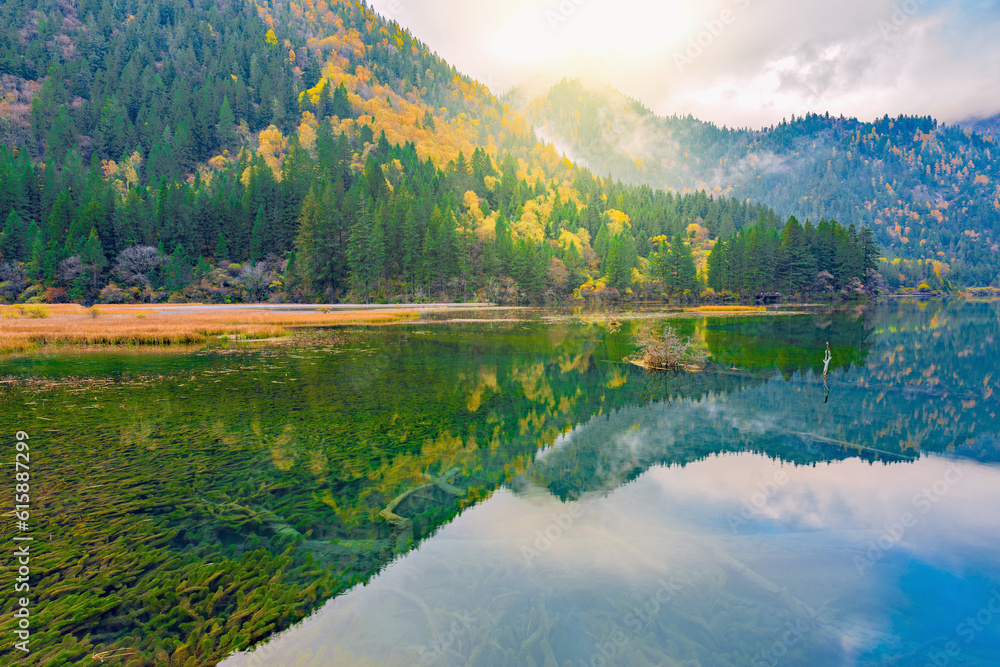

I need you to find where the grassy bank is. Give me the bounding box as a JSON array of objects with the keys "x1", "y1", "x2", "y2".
[
  {"x1": 0, "y1": 304, "x2": 419, "y2": 355},
  {"x1": 684, "y1": 305, "x2": 766, "y2": 313}
]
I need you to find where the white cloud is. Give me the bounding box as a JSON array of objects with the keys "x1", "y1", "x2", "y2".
[{"x1": 369, "y1": 0, "x2": 1000, "y2": 127}]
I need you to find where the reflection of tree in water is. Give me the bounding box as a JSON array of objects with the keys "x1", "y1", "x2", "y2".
[
  {"x1": 0, "y1": 301, "x2": 996, "y2": 664},
  {"x1": 530, "y1": 301, "x2": 1000, "y2": 502},
  {"x1": 699, "y1": 309, "x2": 875, "y2": 378}
]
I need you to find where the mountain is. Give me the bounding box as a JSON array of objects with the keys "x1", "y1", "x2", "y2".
[
  {"x1": 0, "y1": 0, "x2": 815, "y2": 306},
  {"x1": 961, "y1": 113, "x2": 1000, "y2": 139},
  {"x1": 517, "y1": 79, "x2": 1000, "y2": 286}
]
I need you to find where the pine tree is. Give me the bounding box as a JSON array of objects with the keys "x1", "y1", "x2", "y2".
[
  {"x1": 706, "y1": 239, "x2": 726, "y2": 292},
  {"x1": 284, "y1": 250, "x2": 298, "y2": 290},
  {"x1": 194, "y1": 256, "x2": 211, "y2": 279},
  {"x1": 27, "y1": 222, "x2": 44, "y2": 282},
  {"x1": 401, "y1": 206, "x2": 420, "y2": 294},
  {"x1": 295, "y1": 186, "x2": 323, "y2": 294},
  {"x1": 249, "y1": 206, "x2": 266, "y2": 262},
  {"x1": 349, "y1": 197, "x2": 384, "y2": 303},
  {"x1": 0, "y1": 210, "x2": 26, "y2": 261},
  {"x1": 670, "y1": 233, "x2": 699, "y2": 296},
  {"x1": 215, "y1": 232, "x2": 229, "y2": 261},
  {"x1": 80, "y1": 227, "x2": 107, "y2": 290},
  {"x1": 165, "y1": 243, "x2": 190, "y2": 291},
  {"x1": 605, "y1": 234, "x2": 632, "y2": 291},
  {"x1": 860, "y1": 225, "x2": 880, "y2": 276},
  {"x1": 594, "y1": 223, "x2": 610, "y2": 262},
  {"x1": 218, "y1": 95, "x2": 236, "y2": 146},
  {"x1": 779, "y1": 216, "x2": 816, "y2": 293}
]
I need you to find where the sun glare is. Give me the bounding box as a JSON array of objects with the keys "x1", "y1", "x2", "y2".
[{"x1": 489, "y1": 0, "x2": 701, "y2": 65}]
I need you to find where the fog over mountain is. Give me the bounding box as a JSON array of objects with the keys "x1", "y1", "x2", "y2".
[{"x1": 369, "y1": 0, "x2": 1000, "y2": 129}]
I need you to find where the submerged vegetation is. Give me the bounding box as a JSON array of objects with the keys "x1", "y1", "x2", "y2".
[{"x1": 1, "y1": 302, "x2": 996, "y2": 664}]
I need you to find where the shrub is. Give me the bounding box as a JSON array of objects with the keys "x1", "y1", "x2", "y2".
[
  {"x1": 19, "y1": 304, "x2": 51, "y2": 318},
  {"x1": 18, "y1": 284, "x2": 43, "y2": 302},
  {"x1": 98, "y1": 283, "x2": 128, "y2": 303},
  {"x1": 43, "y1": 287, "x2": 68, "y2": 303},
  {"x1": 630, "y1": 325, "x2": 707, "y2": 372}
]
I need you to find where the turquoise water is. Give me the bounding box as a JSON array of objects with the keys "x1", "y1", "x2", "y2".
[
  {"x1": 221, "y1": 301, "x2": 1000, "y2": 667},
  {"x1": 2, "y1": 300, "x2": 998, "y2": 666},
  {"x1": 224, "y1": 454, "x2": 1000, "y2": 666}
]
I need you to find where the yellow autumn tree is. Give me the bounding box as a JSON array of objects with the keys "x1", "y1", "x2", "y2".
[
  {"x1": 298, "y1": 112, "x2": 318, "y2": 154},
  {"x1": 258, "y1": 125, "x2": 288, "y2": 176}
]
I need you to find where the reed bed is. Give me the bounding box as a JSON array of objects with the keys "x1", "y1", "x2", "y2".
[
  {"x1": 685, "y1": 305, "x2": 766, "y2": 313},
  {"x1": 0, "y1": 305, "x2": 420, "y2": 355}
]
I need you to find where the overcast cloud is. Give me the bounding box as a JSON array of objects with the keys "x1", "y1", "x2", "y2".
[{"x1": 369, "y1": 0, "x2": 1000, "y2": 128}]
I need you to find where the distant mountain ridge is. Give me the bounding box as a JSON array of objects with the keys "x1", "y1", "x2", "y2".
[
  {"x1": 517, "y1": 79, "x2": 1000, "y2": 284},
  {"x1": 960, "y1": 113, "x2": 1000, "y2": 139}
]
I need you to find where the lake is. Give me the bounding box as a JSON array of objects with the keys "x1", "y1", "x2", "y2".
[{"x1": 2, "y1": 300, "x2": 998, "y2": 666}]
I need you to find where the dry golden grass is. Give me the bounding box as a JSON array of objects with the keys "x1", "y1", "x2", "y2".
[
  {"x1": 0, "y1": 305, "x2": 419, "y2": 355},
  {"x1": 685, "y1": 305, "x2": 766, "y2": 313}
]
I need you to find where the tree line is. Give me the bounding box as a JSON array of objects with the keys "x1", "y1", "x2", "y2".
[
  {"x1": 706, "y1": 216, "x2": 879, "y2": 296},
  {"x1": 0, "y1": 125, "x2": 784, "y2": 304}
]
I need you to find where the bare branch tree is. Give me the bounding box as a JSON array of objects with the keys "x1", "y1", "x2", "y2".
[
  {"x1": 114, "y1": 246, "x2": 165, "y2": 287},
  {"x1": 239, "y1": 263, "x2": 274, "y2": 302}
]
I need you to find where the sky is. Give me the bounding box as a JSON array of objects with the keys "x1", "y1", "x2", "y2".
[{"x1": 368, "y1": 0, "x2": 1000, "y2": 129}]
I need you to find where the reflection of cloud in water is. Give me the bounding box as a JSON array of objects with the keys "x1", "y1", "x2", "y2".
[
  {"x1": 646, "y1": 454, "x2": 1000, "y2": 558},
  {"x1": 224, "y1": 454, "x2": 1000, "y2": 666}
]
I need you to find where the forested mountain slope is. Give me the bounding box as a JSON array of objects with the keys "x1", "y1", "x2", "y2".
[
  {"x1": 520, "y1": 79, "x2": 1000, "y2": 285},
  {"x1": 961, "y1": 113, "x2": 1000, "y2": 140},
  {"x1": 0, "y1": 0, "x2": 819, "y2": 304}
]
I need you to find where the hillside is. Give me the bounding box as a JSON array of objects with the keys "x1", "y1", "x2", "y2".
[
  {"x1": 519, "y1": 79, "x2": 1000, "y2": 286},
  {"x1": 0, "y1": 0, "x2": 818, "y2": 306},
  {"x1": 961, "y1": 113, "x2": 1000, "y2": 139}
]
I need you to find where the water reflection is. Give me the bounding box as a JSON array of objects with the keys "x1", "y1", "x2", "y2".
[
  {"x1": 2, "y1": 300, "x2": 999, "y2": 665},
  {"x1": 223, "y1": 453, "x2": 1000, "y2": 666},
  {"x1": 224, "y1": 300, "x2": 1000, "y2": 666}
]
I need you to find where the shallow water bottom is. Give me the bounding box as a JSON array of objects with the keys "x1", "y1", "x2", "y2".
[{"x1": 224, "y1": 452, "x2": 1000, "y2": 667}]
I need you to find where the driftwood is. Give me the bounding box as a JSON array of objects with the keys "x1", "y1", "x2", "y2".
[{"x1": 379, "y1": 467, "x2": 465, "y2": 534}]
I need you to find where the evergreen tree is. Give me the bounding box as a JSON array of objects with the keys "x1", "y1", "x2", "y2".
[
  {"x1": 164, "y1": 243, "x2": 191, "y2": 291},
  {"x1": 0, "y1": 210, "x2": 26, "y2": 261},
  {"x1": 284, "y1": 250, "x2": 298, "y2": 290},
  {"x1": 670, "y1": 233, "x2": 699, "y2": 296},
  {"x1": 295, "y1": 186, "x2": 324, "y2": 294},
  {"x1": 860, "y1": 225, "x2": 880, "y2": 276},
  {"x1": 218, "y1": 95, "x2": 236, "y2": 146},
  {"x1": 80, "y1": 227, "x2": 107, "y2": 290},
  {"x1": 27, "y1": 222, "x2": 44, "y2": 282},
  {"x1": 249, "y1": 205, "x2": 266, "y2": 262},
  {"x1": 215, "y1": 232, "x2": 229, "y2": 261},
  {"x1": 779, "y1": 216, "x2": 817, "y2": 293},
  {"x1": 349, "y1": 197, "x2": 384, "y2": 303}
]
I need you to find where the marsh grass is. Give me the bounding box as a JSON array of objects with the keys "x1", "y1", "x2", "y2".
[
  {"x1": 686, "y1": 305, "x2": 766, "y2": 313},
  {"x1": 0, "y1": 305, "x2": 420, "y2": 355},
  {"x1": 0, "y1": 303, "x2": 52, "y2": 318}
]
